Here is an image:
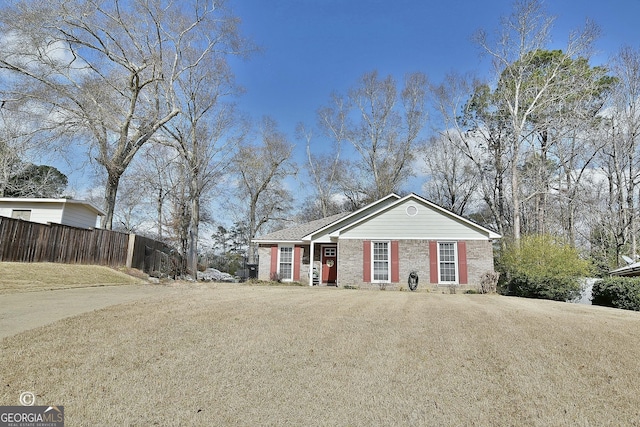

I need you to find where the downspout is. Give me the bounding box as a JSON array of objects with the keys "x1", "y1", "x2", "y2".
[{"x1": 308, "y1": 241, "x2": 315, "y2": 286}]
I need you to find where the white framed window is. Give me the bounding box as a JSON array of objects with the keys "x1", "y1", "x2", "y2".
[
  {"x1": 324, "y1": 247, "x2": 336, "y2": 257},
  {"x1": 11, "y1": 209, "x2": 31, "y2": 221},
  {"x1": 278, "y1": 246, "x2": 293, "y2": 281},
  {"x1": 438, "y1": 242, "x2": 458, "y2": 284},
  {"x1": 372, "y1": 241, "x2": 390, "y2": 282}
]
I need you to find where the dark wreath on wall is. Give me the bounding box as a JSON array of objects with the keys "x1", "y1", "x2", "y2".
[{"x1": 408, "y1": 270, "x2": 419, "y2": 291}]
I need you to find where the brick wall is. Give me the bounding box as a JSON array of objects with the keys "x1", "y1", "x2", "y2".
[
  {"x1": 299, "y1": 245, "x2": 311, "y2": 284},
  {"x1": 465, "y1": 240, "x2": 495, "y2": 286},
  {"x1": 257, "y1": 245, "x2": 272, "y2": 281},
  {"x1": 337, "y1": 239, "x2": 362, "y2": 287},
  {"x1": 258, "y1": 244, "x2": 312, "y2": 283},
  {"x1": 261, "y1": 239, "x2": 496, "y2": 289},
  {"x1": 337, "y1": 238, "x2": 495, "y2": 290}
]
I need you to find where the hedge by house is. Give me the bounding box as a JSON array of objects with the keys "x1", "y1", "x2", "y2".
[
  {"x1": 498, "y1": 234, "x2": 591, "y2": 301},
  {"x1": 591, "y1": 277, "x2": 640, "y2": 311}
]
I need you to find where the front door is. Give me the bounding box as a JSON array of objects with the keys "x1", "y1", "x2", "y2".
[{"x1": 321, "y1": 246, "x2": 337, "y2": 284}]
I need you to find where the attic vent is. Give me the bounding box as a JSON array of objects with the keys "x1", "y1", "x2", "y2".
[{"x1": 406, "y1": 205, "x2": 418, "y2": 216}]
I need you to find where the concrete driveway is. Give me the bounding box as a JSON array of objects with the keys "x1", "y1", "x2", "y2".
[{"x1": 0, "y1": 284, "x2": 177, "y2": 339}]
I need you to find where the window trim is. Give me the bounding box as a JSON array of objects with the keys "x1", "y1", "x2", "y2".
[
  {"x1": 11, "y1": 209, "x2": 31, "y2": 221},
  {"x1": 371, "y1": 240, "x2": 391, "y2": 283},
  {"x1": 323, "y1": 247, "x2": 336, "y2": 257},
  {"x1": 277, "y1": 245, "x2": 294, "y2": 282},
  {"x1": 437, "y1": 241, "x2": 458, "y2": 285}
]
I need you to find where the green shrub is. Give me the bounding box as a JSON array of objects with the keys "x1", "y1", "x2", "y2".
[
  {"x1": 498, "y1": 234, "x2": 591, "y2": 301},
  {"x1": 592, "y1": 277, "x2": 640, "y2": 311},
  {"x1": 506, "y1": 274, "x2": 581, "y2": 301}
]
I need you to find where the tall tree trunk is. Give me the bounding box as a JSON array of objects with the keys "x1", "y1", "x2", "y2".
[
  {"x1": 511, "y1": 151, "x2": 522, "y2": 241},
  {"x1": 102, "y1": 170, "x2": 122, "y2": 230},
  {"x1": 157, "y1": 187, "x2": 163, "y2": 240},
  {"x1": 188, "y1": 191, "x2": 200, "y2": 280},
  {"x1": 628, "y1": 156, "x2": 636, "y2": 256},
  {"x1": 247, "y1": 201, "x2": 258, "y2": 265},
  {"x1": 495, "y1": 144, "x2": 507, "y2": 239},
  {"x1": 247, "y1": 230, "x2": 257, "y2": 265},
  {"x1": 536, "y1": 131, "x2": 549, "y2": 235},
  {"x1": 565, "y1": 169, "x2": 576, "y2": 247}
]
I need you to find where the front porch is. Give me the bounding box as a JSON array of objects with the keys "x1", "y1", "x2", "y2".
[
  {"x1": 310, "y1": 243, "x2": 338, "y2": 286},
  {"x1": 256, "y1": 242, "x2": 339, "y2": 286}
]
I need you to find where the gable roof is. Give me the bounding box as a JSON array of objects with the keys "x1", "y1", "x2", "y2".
[
  {"x1": 331, "y1": 193, "x2": 501, "y2": 240},
  {"x1": 254, "y1": 212, "x2": 351, "y2": 243},
  {"x1": 252, "y1": 193, "x2": 501, "y2": 244},
  {"x1": 301, "y1": 193, "x2": 402, "y2": 241}
]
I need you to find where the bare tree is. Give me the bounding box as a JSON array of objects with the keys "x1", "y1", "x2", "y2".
[
  {"x1": 318, "y1": 71, "x2": 428, "y2": 203},
  {"x1": 235, "y1": 117, "x2": 296, "y2": 264},
  {"x1": 430, "y1": 72, "x2": 511, "y2": 236},
  {"x1": 131, "y1": 143, "x2": 182, "y2": 240},
  {"x1": 111, "y1": 143, "x2": 181, "y2": 239},
  {"x1": 296, "y1": 123, "x2": 345, "y2": 220},
  {"x1": 474, "y1": 0, "x2": 599, "y2": 240},
  {"x1": 0, "y1": 104, "x2": 46, "y2": 197},
  {"x1": 422, "y1": 134, "x2": 479, "y2": 216},
  {"x1": 535, "y1": 59, "x2": 615, "y2": 244},
  {"x1": 160, "y1": 53, "x2": 245, "y2": 279},
  {"x1": 596, "y1": 46, "x2": 640, "y2": 262},
  {"x1": 0, "y1": 0, "x2": 249, "y2": 229}
]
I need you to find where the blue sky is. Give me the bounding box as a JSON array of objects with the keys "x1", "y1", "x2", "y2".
[
  {"x1": 58, "y1": 0, "x2": 639, "y2": 223},
  {"x1": 228, "y1": 0, "x2": 640, "y2": 175}
]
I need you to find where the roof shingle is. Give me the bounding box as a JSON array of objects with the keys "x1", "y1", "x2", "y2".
[{"x1": 254, "y1": 212, "x2": 350, "y2": 241}]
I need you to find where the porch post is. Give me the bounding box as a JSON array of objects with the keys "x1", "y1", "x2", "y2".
[{"x1": 308, "y1": 241, "x2": 314, "y2": 286}]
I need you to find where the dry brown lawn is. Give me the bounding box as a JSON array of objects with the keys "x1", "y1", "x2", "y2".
[
  {"x1": 2, "y1": 282, "x2": 640, "y2": 426},
  {"x1": 0, "y1": 262, "x2": 144, "y2": 294}
]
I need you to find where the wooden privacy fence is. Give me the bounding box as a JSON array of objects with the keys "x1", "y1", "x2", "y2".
[
  {"x1": 0, "y1": 216, "x2": 184, "y2": 276},
  {"x1": 126, "y1": 233, "x2": 185, "y2": 278}
]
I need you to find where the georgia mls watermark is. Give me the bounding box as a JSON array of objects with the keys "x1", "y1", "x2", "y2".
[{"x1": 1, "y1": 392, "x2": 64, "y2": 427}]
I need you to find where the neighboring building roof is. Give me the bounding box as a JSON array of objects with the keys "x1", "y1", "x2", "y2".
[
  {"x1": 610, "y1": 262, "x2": 640, "y2": 277},
  {"x1": 254, "y1": 212, "x2": 351, "y2": 242},
  {"x1": 252, "y1": 193, "x2": 501, "y2": 244},
  {"x1": 0, "y1": 198, "x2": 105, "y2": 216}
]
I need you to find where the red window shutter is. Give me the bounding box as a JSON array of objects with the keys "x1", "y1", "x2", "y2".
[
  {"x1": 363, "y1": 240, "x2": 371, "y2": 282},
  {"x1": 429, "y1": 241, "x2": 438, "y2": 284},
  {"x1": 457, "y1": 241, "x2": 468, "y2": 284},
  {"x1": 391, "y1": 240, "x2": 399, "y2": 283},
  {"x1": 293, "y1": 246, "x2": 301, "y2": 281},
  {"x1": 270, "y1": 245, "x2": 278, "y2": 277}
]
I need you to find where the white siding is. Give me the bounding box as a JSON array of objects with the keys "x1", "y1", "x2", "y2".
[
  {"x1": 0, "y1": 199, "x2": 101, "y2": 229},
  {"x1": 0, "y1": 201, "x2": 64, "y2": 225},
  {"x1": 339, "y1": 199, "x2": 489, "y2": 240},
  {"x1": 308, "y1": 195, "x2": 401, "y2": 242},
  {"x1": 60, "y1": 203, "x2": 100, "y2": 228}
]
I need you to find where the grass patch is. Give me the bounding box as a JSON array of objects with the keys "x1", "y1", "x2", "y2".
[
  {"x1": 243, "y1": 278, "x2": 306, "y2": 287},
  {"x1": 0, "y1": 262, "x2": 144, "y2": 294},
  {"x1": 2, "y1": 285, "x2": 640, "y2": 425}
]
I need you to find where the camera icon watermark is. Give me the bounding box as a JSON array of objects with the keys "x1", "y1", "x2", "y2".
[{"x1": 19, "y1": 391, "x2": 35, "y2": 406}]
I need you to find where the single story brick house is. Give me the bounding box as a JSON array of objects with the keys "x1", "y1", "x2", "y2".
[
  {"x1": 253, "y1": 193, "x2": 501, "y2": 290},
  {"x1": 0, "y1": 198, "x2": 104, "y2": 229}
]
